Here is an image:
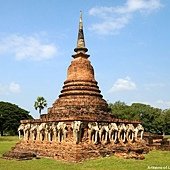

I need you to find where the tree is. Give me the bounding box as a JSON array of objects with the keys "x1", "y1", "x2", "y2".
[
  {"x1": 0, "y1": 101, "x2": 33, "y2": 136},
  {"x1": 162, "y1": 109, "x2": 170, "y2": 135},
  {"x1": 109, "y1": 101, "x2": 132, "y2": 120},
  {"x1": 109, "y1": 101, "x2": 169, "y2": 135},
  {"x1": 131, "y1": 103, "x2": 163, "y2": 134},
  {"x1": 34, "y1": 96, "x2": 47, "y2": 116}
]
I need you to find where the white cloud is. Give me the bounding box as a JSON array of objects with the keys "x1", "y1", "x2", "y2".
[
  {"x1": 0, "y1": 82, "x2": 21, "y2": 95},
  {"x1": 0, "y1": 34, "x2": 58, "y2": 61},
  {"x1": 109, "y1": 76, "x2": 137, "y2": 92},
  {"x1": 89, "y1": 0, "x2": 163, "y2": 35},
  {"x1": 90, "y1": 15, "x2": 131, "y2": 35},
  {"x1": 9, "y1": 82, "x2": 21, "y2": 93}
]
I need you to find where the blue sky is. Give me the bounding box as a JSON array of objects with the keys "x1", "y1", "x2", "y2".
[{"x1": 0, "y1": 0, "x2": 170, "y2": 118}]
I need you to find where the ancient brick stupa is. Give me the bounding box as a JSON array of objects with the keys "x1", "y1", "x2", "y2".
[
  {"x1": 4, "y1": 12, "x2": 147, "y2": 162},
  {"x1": 47, "y1": 12, "x2": 109, "y2": 121}
]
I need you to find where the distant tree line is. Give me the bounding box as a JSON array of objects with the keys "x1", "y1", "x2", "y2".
[
  {"x1": 109, "y1": 101, "x2": 170, "y2": 135},
  {"x1": 0, "y1": 101, "x2": 33, "y2": 136}
]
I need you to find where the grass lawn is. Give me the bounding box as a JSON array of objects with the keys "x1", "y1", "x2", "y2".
[
  {"x1": 164, "y1": 135, "x2": 170, "y2": 139},
  {"x1": 0, "y1": 136, "x2": 170, "y2": 170}
]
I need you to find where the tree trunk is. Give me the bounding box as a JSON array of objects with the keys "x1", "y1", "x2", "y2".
[
  {"x1": 39, "y1": 109, "x2": 41, "y2": 116},
  {"x1": 1, "y1": 130, "x2": 3, "y2": 136}
]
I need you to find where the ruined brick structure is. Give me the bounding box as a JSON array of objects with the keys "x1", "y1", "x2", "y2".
[{"x1": 7, "y1": 12, "x2": 148, "y2": 162}]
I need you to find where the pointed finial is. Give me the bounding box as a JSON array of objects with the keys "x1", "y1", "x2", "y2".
[
  {"x1": 74, "y1": 11, "x2": 88, "y2": 53},
  {"x1": 80, "y1": 10, "x2": 82, "y2": 24}
]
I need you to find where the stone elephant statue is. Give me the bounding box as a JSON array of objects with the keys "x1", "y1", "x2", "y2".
[
  {"x1": 37, "y1": 122, "x2": 47, "y2": 141},
  {"x1": 88, "y1": 122, "x2": 99, "y2": 144},
  {"x1": 126, "y1": 124, "x2": 135, "y2": 142},
  {"x1": 72, "y1": 121, "x2": 83, "y2": 144},
  {"x1": 50, "y1": 122, "x2": 57, "y2": 142},
  {"x1": 57, "y1": 122, "x2": 67, "y2": 142},
  {"x1": 118, "y1": 123, "x2": 126, "y2": 143},
  {"x1": 109, "y1": 123, "x2": 118, "y2": 143},
  {"x1": 134, "y1": 124, "x2": 144, "y2": 141},
  {"x1": 30, "y1": 123, "x2": 39, "y2": 141},
  {"x1": 24, "y1": 123, "x2": 31, "y2": 141},
  {"x1": 99, "y1": 124, "x2": 109, "y2": 144},
  {"x1": 45, "y1": 123, "x2": 52, "y2": 142},
  {"x1": 18, "y1": 123, "x2": 25, "y2": 139},
  {"x1": 45, "y1": 122, "x2": 57, "y2": 142}
]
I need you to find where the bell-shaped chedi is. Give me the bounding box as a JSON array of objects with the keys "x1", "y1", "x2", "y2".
[{"x1": 48, "y1": 12, "x2": 109, "y2": 120}]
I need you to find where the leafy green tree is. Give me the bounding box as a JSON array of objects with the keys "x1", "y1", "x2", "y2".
[
  {"x1": 0, "y1": 101, "x2": 33, "y2": 136},
  {"x1": 109, "y1": 101, "x2": 130, "y2": 119},
  {"x1": 34, "y1": 96, "x2": 47, "y2": 116},
  {"x1": 109, "y1": 101, "x2": 137, "y2": 120},
  {"x1": 131, "y1": 103, "x2": 163, "y2": 134},
  {"x1": 109, "y1": 101, "x2": 168, "y2": 135},
  {"x1": 162, "y1": 109, "x2": 170, "y2": 135}
]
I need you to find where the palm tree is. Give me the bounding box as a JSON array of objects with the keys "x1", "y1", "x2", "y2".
[{"x1": 34, "y1": 96, "x2": 47, "y2": 116}]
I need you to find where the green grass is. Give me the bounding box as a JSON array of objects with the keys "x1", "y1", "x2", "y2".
[
  {"x1": 164, "y1": 135, "x2": 170, "y2": 139},
  {"x1": 0, "y1": 136, "x2": 18, "y2": 157},
  {"x1": 0, "y1": 136, "x2": 170, "y2": 170}
]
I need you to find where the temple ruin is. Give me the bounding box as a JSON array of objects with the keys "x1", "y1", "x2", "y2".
[{"x1": 6, "y1": 12, "x2": 148, "y2": 162}]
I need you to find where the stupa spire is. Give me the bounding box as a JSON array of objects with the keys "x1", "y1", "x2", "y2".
[
  {"x1": 74, "y1": 11, "x2": 88, "y2": 53},
  {"x1": 47, "y1": 11, "x2": 108, "y2": 119}
]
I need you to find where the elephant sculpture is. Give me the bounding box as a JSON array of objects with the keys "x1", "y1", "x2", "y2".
[
  {"x1": 72, "y1": 121, "x2": 83, "y2": 144},
  {"x1": 17, "y1": 121, "x2": 143, "y2": 144},
  {"x1": 134, "y1": 124, "x2": 144, "y2": 141},
  {"x1": 46, "y1": 123, "x2": 52, "y2": 142},
  {"x1": 57, "y1": 122, "x2": 67, "y2": 142},
  {"x1": 38, "y1": 122, "x2": 47, "y2": 141},
  {"x1": 126, "y1": 124, "x2": 135, "y2": 142},
  {"x1": 45, "y1": 122, "x2": 57, "y2": 142},
  {"x1": 30, "y1": 123, "x2": 38, "y2": 141},
  {"x1": 50, "y1": 122, "x2": 57, "y2": 142},
  {"x1": 23, "y1": 123, "x2": 31, "y2": 141},
  {"x1": 99, "y1": 124, "x2": 109, "y2": 144},
  {"x1": 109, "y1": 123, "x2": 118, "y2": 143},
  {"x1": 118, "y1": 123, "x2": 126, "y2": 143},
  {"x1": 18, "y1": 123, "x2": 25, "y2": 139},
  {"x1": 88, "y1": 122, "x2": 99, "y2": 144}
]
